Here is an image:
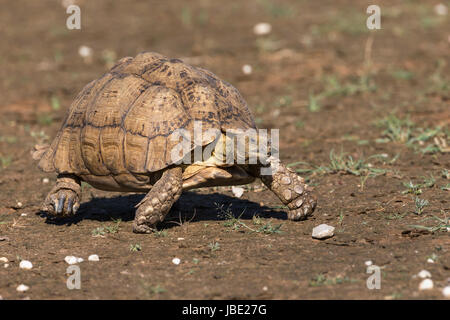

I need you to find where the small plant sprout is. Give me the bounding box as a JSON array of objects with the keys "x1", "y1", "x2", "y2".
[
  {"x1": 208, "y1": 241, "x2": 220, "y2": 252},
  {"x1": 409, "y1": 211, "x2": 449, "y2": 233},
  {"x1": 308, "y1": 92, "x2": 321, "y2": 112},
  {"x1": 149, "y1": 285, "x2": 166, "y2": 294},
  {"x1": 338, "y1": 211, "x2": 345, "y2": 225},
  {"x1": 257, "y1": 222, "x2": 282, "y2": 234},
  {"x1": 442, "y1": 169, "x2": 450, "y2": 180},
  {"x1": 421, "y1": 175, "x2": 435, "y2": 188},
  {"x1": 92, "y1": 218, "x2": 121, "y2": 237},
  {"x1": 402, "y1": 175, "x2": 436, "y2": 195},
  {"x1": 130, "y1": 243, "x2": 142, "y2": 252},
  {"x1": 153, "y1": 230, "x2": 168, "y2": 237},
  {"x1": 0, "y1": 155, "x2": 12, "y2": 169},
  {"x1": 376, "y1": 114, "x2": 449, "y2": 154},
  {"x1": 402, "y1": 181, "x2": 422, "y2": 195},
  {"x1": 288, "y1": 150, "x2": 390, "y2": 178},
  {"x1": 414, "y1": 197, "x2": 429, "y2": 215}
]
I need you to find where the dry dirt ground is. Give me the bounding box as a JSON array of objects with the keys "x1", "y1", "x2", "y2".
[{"x1": 0, "y1": 0, "x2": 449, "y2": 300}]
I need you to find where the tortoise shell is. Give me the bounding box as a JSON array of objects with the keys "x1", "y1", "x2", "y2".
[{"x1": 38, "y1": 52, "x2": 256, "y2": 176}]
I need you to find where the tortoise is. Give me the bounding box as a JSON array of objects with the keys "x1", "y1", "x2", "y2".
[{"x1": 33, "y1": 52, "x2": 317, "y2": 233}]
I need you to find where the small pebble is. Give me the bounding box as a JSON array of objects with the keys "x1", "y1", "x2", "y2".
[
  {"x1": 434, "y1": 3, "x2": 448, "y2": 16},
  {"x1": 442, "y1": 286, "x2": 450, "y2": 298},
  {"x1": 16, "y1": 284, "x2": 29, "y2": 292},
  {"x1": 231, "y1": 186, "x2": 244, "y2": 198},
  {"x1": 312, "y1": 224, "x2": 335, "y2": 239},
  {"x1": 65, "y1": 256, "x2": 83, "y2": 265},
  {"x1": 365, "y1": 260, "x2": 373, "y2": 266},
  {"x1": 427, "y1": 258, "x2": 434, "y2": 263},
  {"x1": 19, "y1": 260, "x2": 33, "y2": 270},
  {"x1": 262, "y1": 286, "x2": 268, "y2": 291},
  {"x1": 172, "y1": 258, "x2": 181, "y2": 265},
  {"x1": 253, "y1": 22, "x2": 272, "y2": 36},
  {"x1": 21, "y1": 213, "x2": 27, "y2": 217},
  {"x1": 16, "y1": 202, "x2": 23, "y2": 208},
  {"x1": 42, "y1": 178, "x2": 50, "y2": 184},
  {"x1": 177, "y1": 237, "x2": 185, "y2": 241},
  {"x1": 4, "y1": 264, "x2": 9, "y2": 268},
  {"x1": 0, "y1": 257, "x2": 8, "y2": 263},
  {"x1": 88, "y1": 254, "x2": 99, "y2": 262},
  {"x1": 417, "y1": 270, "x2": 431, "y2": 279},
  {"x1": 419, "y1": 279, "x2": 434, "y2": 291},
  {"x1": 78, "y1": 45, "x2": 93, "y2": 58},
  {"x1": 242, "y1": 64, "x2": 253, "y2": 75}
]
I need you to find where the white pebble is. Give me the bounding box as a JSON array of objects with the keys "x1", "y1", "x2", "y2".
[
  {"x1": 434, "y1": 3, "x2": 448, "y2": 16},
  {"x1": 312, "y1": 224, "x2": 335, "y2": 239},
  {"x1": 172, "y1": 258, "x2": 181, "y2": 265},
  {"x1": 177, "y1": 237, "x2": 185, "y2": 241},
  {"x1": 417, "y1": 270, "x2": 431, "y2": 279},
  {"x1": 262, "y1": 286, "x2": 268, "y2": 291},
  {"x1": 16, "y1": 202, "x2": 23, "y2": 208},
  {"x1": 4, "y1": 264, "x2": 9, "y2": 268},
  {"x1": 427, "y1": 258, "x2": 434, "y2": 263},
  {"x1": 78, "y1": 46, "x2": 93, "y2": 58},
  {"x1": 64, "y1": 256, "x2": 83, "y2": 265},
  {"x1": 88, "y1": 254, "x2": 99, "y2": 262},
  {"x1": 242, "y1": 64, "x2": 253, "y2": 75},
  {"x1": 0, "y1": 257, "x2": 8, "y2": 263},
  {"x1": 365, "y1": 260, "x2": 373, "y2": 266},
  {"x1": 419, "y1": 279, "x2": 434, "y2": 290},
  {"x1": 16, "y1": 284, "x2": 29, "y2": 292},
  {"x1": 21, "y1": 213, "x2": 27, "y2": 217},
  {"x1": 19, "y1": 260, "x2": 33, "y2": 270},
  {"x1": 253, "y1": 22, "x2": 272, "y2": 36},
  {"x1": 442, "y1": 286, "x2": 450, "y2": 298},
  {"x1": 231, "y1": 186, "x2": 245, "y2": 198},
  {"x1": 42, "y1": 178, "x2": 50, "y2": 184}
]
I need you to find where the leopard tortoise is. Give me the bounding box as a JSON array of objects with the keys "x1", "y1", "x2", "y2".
[{"x1": 33, "y1": 52, "x2": 317, "y2": 233}]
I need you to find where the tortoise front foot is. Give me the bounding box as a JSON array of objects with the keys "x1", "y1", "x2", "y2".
[
  {"x1": 133, "y1": 167, "x2": 183, "y2": 234},
  {"x1": 42, "y1": 175, "x2": 81, "y2": 217},
  {"x1": 286, "y1": 191, "x2": 317, "y2": 221},
  {"x1": 258, "y1": 161, "x2": 317, "y2": 221}
]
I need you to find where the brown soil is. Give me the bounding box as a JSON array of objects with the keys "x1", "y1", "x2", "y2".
[{"x1": 0, "y1": 0, "x2": 449, "y2": 300}]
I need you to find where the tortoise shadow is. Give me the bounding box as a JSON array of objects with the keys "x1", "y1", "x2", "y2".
[{"x1": 41, "y1": 191, "x2": 287, "y2": 229}]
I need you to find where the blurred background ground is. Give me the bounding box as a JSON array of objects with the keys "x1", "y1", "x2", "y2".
[{"x1": 0, "y1": 0, "x2": 449, "y2": 299}]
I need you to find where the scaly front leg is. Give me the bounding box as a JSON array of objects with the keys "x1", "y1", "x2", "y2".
[
  {"x1": 249, "y1": 159, "x2": 317, "y2": 220},
  {"x1": 133, "y1": 167, "x2": 183, "y2": 234},
  {"x1": 42, "y1": 174, "x2": 82, "y2": 216}
]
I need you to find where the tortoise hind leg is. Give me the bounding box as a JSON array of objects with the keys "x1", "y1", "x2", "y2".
[
  {"x1": 133, "y1": 167, "x2": 183, "y2": 234},
  {"x1": 42, "y1": 174, "x2": 82, "y2": 216},
  {"x1": 248, "y1": 159, "x2": 317, "y2": 221}
]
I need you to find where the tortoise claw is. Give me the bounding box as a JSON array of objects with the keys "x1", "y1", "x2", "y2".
[
  {"x1": 57, "y1": 194, "x2": 66, "y2": 215},
  {"x1": 67, "y1": 198, "x2": 74, "y2": 215},
  {"x1": 43, "y1": 188, "x2": 80, "y2": 217}
]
